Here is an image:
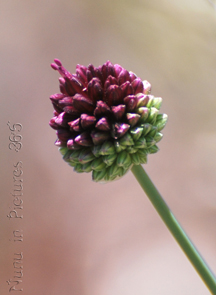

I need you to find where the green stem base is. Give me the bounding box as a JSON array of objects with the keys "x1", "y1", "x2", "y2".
[{"x1": 131, "y1": 164, "x2": 216, "y2": 294}]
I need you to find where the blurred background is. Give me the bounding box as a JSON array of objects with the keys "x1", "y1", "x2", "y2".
[{"x1": 1, "y1": 0, "x2": 216, "y2": 294}]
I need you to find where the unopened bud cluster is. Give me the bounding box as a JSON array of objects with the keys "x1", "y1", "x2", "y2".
[{"x1": 49, "y1": 59, "x2": 167, "y2": 182}]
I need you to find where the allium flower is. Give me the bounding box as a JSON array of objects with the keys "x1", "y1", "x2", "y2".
[{"x1": 49, "y1": 59, "x2": 167, "y2": 182}]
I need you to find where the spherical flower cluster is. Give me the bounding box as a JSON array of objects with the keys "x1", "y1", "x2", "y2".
[{"x1": 49, "y1": 59, "x2": 167, "y2": 182}]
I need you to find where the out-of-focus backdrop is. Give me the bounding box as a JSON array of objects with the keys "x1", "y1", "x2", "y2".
[{"x1": 1, "y1": 0, "x2": 216, "y2": 294}]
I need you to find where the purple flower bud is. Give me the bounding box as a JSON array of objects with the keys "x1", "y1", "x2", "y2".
[
  {"x1": 54, "y1": 59, "x2": 62, "y2": 66},
  {"x1": 64, "y1": 78, "x2": 77, "y2": 96},
  {"x1": 124, "y1": 95, "x2": 137, "y2": 112},
  {"x1": 120, "y1": 81, "x2": 134, "y2": 97},
  {"x1": 113, "y1": 123, "x2": 130, "y2": 139},
  {"x1": 59, "y1": 77, "x2": 66, "y2": 85},
  {"x1": 56, "y1": 129, "x2": 72, "y2": 142},
  {"x1": 73, "y1": 94, "x2": 94, "y2": 113},
  {"x1": 143, "y1": 80, "x2": 151, "y2": 94},
  {"x1": 58, "y1": 96, "x2": 73, "y2": 107},
  {"x1": 111, "y1": 105, "x2": 126, "y2": 121},
  {"x1": 105, "y1": 85, "x2": 122, "y2": 106},
  {"x1": 104, "y1": 75, "x2": 118, "y2": 91},
  {"x1": 95, "y1": 117, "x2": 111, "y2": 131},
  {"x1": 67, "y1": 139, "x2": 81, "y2": 150},
  {"x1": 63, "y1": 105, "x2": 80, "y2": 116},
  {"x1": 59, "y1": 84, "x2": 67, "y2": 95},
  {"x1": 129, "y1": 71, "x2": 137, "y2": 82},
  {"x1": 51, "y1": 60, "x2": 72, "y2": 80},
  {"x1": 69, "y1": 76, "x2": 84, "y2": 94},
  {"x1": 76, "y1": 64, "x2": 88, "y2": 84},
  {"x1": 50, "y1": 93, "x2": 65, "y2": 103},
  {"x1": 126, "y1": 113, "x2": 141, "y2": 127},
  {"x1": 136, "y1": 94, "x2": 150, "y2": 108},
  {"x1": 86, "y1": 64, "x2": 96, "y2": 82},
  {"x1": 87, "y1": 77, "x2": 103, "y2": 102},
  {"x1": 55, "y1": 112, "x2": 72, "y2": 127},
  {"x1": 132, "y1": 78, "x2": 144, "y2": 94},
  {"x1": 113, "y1": 63, "x2": 122, "y2": 75},
  {"x1": 102, "y1": 61, "x2": 115, "y2": 81},
  {"x1": 49, "y1": 117, "x2": 59, "y2": 130},
  {"x1": 75, "y1": 132, "x2": 93, "y2": 146},
  {"x1": 68, "y1": 118, "x2": 81, "y2": 132},
  {"x1": 91, "y1": 130, "x2": 110, "y2": 145},
  {"x1": 51, "y1": 63, "x2": 59, "y2": 71},
  {"x1": 55, "y1": 139, "x2": 66, "y2": 147},
  {"x1": 80, "y1": 114, "x2": 96, "y2": 129},
  {"x1": 118, "y1": 68, "x2": 130, "y2": 85},
  {"x1": 94, "y1": 100, "x2": 111, "y2": 117}
]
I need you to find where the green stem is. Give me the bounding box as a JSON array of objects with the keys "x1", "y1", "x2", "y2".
[{"x1": 131, "y1": 164, "x2": 216, "y2": 294}]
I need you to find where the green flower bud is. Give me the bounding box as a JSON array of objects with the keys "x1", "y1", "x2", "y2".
[
  {"x1": 91, "y1": 144, "x2": 102, "y2": 157},
  {"x1": 69, "y1": 149, "x2": 81, "y2": 164},
  {"x1": 136, "y1": 94, "x2": 150, "y2": 108},
  {"x1": 148, "y1": 126, "x2": 158, "y2": 137},
  {"x1": 130, "y1": 153, "x2": 141, "y2": 165},
  {"x1": 62, "y1": 150, "x2": 73, "y2": 162},
  {"x1": 154, "y1": 132, "x2": 163, "y2": 143},
  {"x1": 141, "y1": 123, "x2": 152, "y2": 136},
  {"x1": 108, "y1": 163, "x2": 120, "y2": 178},
  {"x1": 59, "y1": 147, "x2": 69, "y2": 156},
  {"x1": 146, "y1": 137, "x2": 156, "y2": 148},
  {"x1": 152, "y1": 97, "x2": 162, "y2": 110},
  {"x1": 146, "y1": 95, "x2": 154, "y2": 108},
  {"x1": 74, "y1": 163, "x2": 84, "y2": 173},
  {"x1": 116, "y1": 151, "x2": 131, "y2": 167},
  {"x1": 82, "y1": 161, "x2": 93, "y2": 172},
  {"x1": 137, "y1": 107, "x2": 149, "y2": 122},
  {"x1": 155, "y1": 114, "x2": 168, "y2": 132},
  {"x1": 92, "y1": 169, "x2": 107, "y2": 182},
  {"x1": 91, "y1": 157, "x2": 106, "y2": 171},
  {"x1": 130, "y1": 127, "x2": 143, "y2": 141},
  {"x1": 148, "y1": 145, "x2": 159, "y2": 154},
  {"x1": 136, "y1": 151, "x2": 147, "y2": 164},
  {"x1": 147, "y1": 107, "x2": 159, "y2": 125},
  {"x1": 78, "y1": 149, "x2": 95, "y2": 164},
  {"x1": 134, "y1": 136, "x2": 147, "y2": 149},
  {"x1": 99, "y1": 141, "x2": 115, "y2": 155},
  {"x1": 119, "y1": 133, "x2": 134, "y2": 146},
  {"x1": 114, "y1": 140, "x2": 127, "y2": 153},
  {"x1": 126, "y1": 146, "x2": 138, "y2": 154},
  {"x1": 117, "y1": 167, "x2": 128, "y2": 177},
  {"x1": 103, "y1": 153, "x2": 117, "y2": 166}
]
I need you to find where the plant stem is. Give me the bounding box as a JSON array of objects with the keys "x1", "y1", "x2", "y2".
[{"x1": 131, "y1": 164, "x2": 216, "y2": 294}]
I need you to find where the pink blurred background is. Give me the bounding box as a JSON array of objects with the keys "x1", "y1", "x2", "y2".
[{"x1": 1, "y1": 0, "x2": 216, "y2": 294}]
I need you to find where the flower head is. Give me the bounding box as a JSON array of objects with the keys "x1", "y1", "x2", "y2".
[{"x1": 49, "y1": 59, "x2": 167, "y2": 182}]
